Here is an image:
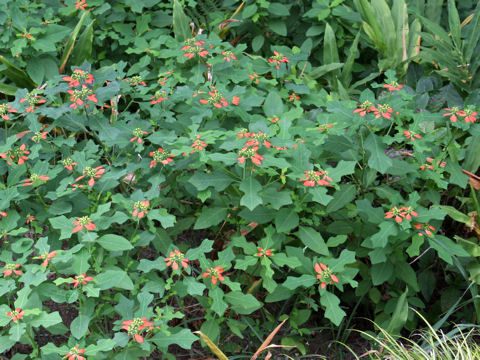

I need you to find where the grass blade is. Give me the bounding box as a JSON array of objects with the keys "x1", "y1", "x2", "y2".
[
  {"x1": 193, "y1": 331, "x2": 229, "y2": 360},
  {"x1": 251, "y1": 318, "x2": 288, "y2": 360},
  {"x1": 173, "y1": 0, "x2": 191, "y2": 43},
  {"x1": 59, "y1": 10, "x2": 89, "y2": 74}
]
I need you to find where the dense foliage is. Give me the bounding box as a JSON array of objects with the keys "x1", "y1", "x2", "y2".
[{"x1": 1, "y1": 0, "x2": 480, "y2": 359}]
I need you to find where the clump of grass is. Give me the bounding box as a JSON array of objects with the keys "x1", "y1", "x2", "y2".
[{"x1": 342, "y1": 312, "x2": 480, "y2": 360}]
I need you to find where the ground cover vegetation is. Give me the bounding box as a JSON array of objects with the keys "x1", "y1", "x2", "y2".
[{"x1": 1, "y1": 0, "x2": 480, "y2": 359}]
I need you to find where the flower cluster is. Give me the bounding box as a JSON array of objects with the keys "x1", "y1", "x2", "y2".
[
  {"x1": 315, "y1": 263, "x2": 339, "y2": 289},
  {"x1": 75, "y1": 166, "x2": 105, "y2": 187},
  {"x1": 385, "y1": 206, "x2": 418, "y2": 223},
  {"x1": 371, "y1": 104, "x2": 393, "y2": 119},
  {"x1": 75, "y1": 0, "x2": 87, "y2": 10},
  {"x1": 31, "y1": 131, "x2": 48, "y2": 143},
  {"x1": 164, "y1": 249, "x2": 189, "y2": 270},
  {"x1": 72, "y1": 273, "x2": 94, "y2": 287},
  {"x1": 222, "y1": 50, "x2": 236, "y2": 62},
  {"x1": 0, "y1": 144, "x2": 30, "y2": 166},
  {"x1": 0, "y1": 103, "x2": 17, "y2": 120},
  {"x1": 299, "y1": 170, "x2": 332, "y2": 187},
  {"x1": 150, "y1": 91, "x2": 168, "y2": 105},
  {"x1": 64, "y1": 345, "x2": 86, "y2": 360},
  {"x1": 62, "y1": 157, "x2": 78, "y2": 171},
  {"x1": 383, "y1": 81, "x2": 403, "y2": 91},
  {"x1": 268, "y1": 51, "x2": 289, "y2": 69},
  {"x1": 413, "y1": 223, "x2": 436, "y2": 236},
  {"x1": 443, "y1": 107, "x2": 477, "y2": 123},
  {"x1": 149, "y1": 147, "x2": 174, "y2": 168},
  {"x1": 130, "y1": 128, "x2": 149, "y2": 144},
  {"x1": 125, "y1": 75, "x2": 146, "y2": 86},
  {"x1": 72, "y1": 216, "x2": 96, "y2": 233},
  {"x1": 288, "y1": 92, "x2": 300, "y2": 101},
  {"x1": 404, "y1": 130, "x2": 422, "y2": 141},
  {"x1": 248, "y1": 73, "x2": 260, "y2": 84},
  {"x1": 62, "y1": 69, "x2": 94, "y2": 87},
  {"x1": 35, "y1": 251, "x2": 57, "y2": 267},
  {"x1": 20, "y1": 92, "x2": 46, "y2": 113},
  {"x1": 7, "y1": 308, "x2": 25, "y2": 322},
  {"x1": 182, "y1": 38, "x2": 208, "y2": 59},
  {"x1": 197, "y1": 87, "x2": 238, "y2": 108},
  {"x1": 202, "y1": 266, "x2": 225, "y2": 285},
  {"x1": 353, "y1": 100, "x2": 374, "y2": 117},
  {"x1": 3, "y1": 263, "x2": 22, "y2": 277},
  {"x1": 256, "y1": 248, "x2": 272, "y2": 257},
  {"x1": 132, "y1": 200, "x2": 150, "y2": 219},
  {"x1": 190, "y1": 135, "x2": 207, "y2": 153},
  {"x1": 23, "y1": 173, "x2": 49, "y2": 186},
  {"x1": 420, "y1": 157, "x2": 446, "y2": 171},
  {"x1": 122, "y1": 317, "x2": 154, "y2": 343},
  {"x1": 67, "y1": 85, "x2": 98, "y2": 109}
]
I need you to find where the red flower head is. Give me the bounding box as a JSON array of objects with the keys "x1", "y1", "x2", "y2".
[
  {"x1": 404, "y1": 130, "x2": 422, "y2": 141},
  {"x1": 7, "y1": 308, "x2": 25, "y2": 322},
  {"x1": 383, "y1": 82, "x2": 403, "y2": 91},
  {"x1": 64, "y1": 345, "x2": 86, "y2": 360},
  {"x1": 36, "y1": 251, "x2": 57, "y2": 267},
  {"x1": 150, "y1": 90, "x2": 168, "y2": 105},
  {"x1": 149, "y1": 147, "x2": 174, "y2": 168},
  {"x1": 0, "y1": 211, "x2": 7, "y2": 217},
  {"x1": 164, "y1": 249, "x2": 189, "y2": 270},
  {"x1": 26, "y1": 214, "x2": 35, "y2": 224},
  {"x1": 299, "y1": 170, "x2": 332, "y2": 187},
  {"x1": 222, "y1": 51, "x2": 237, "y2": 62},
  {"x1": 370, "y1": 104, "x2": 393, "y2": 119},
  {"x1": 122, "y1": 317, "x2": 154, "y2": 343},
  {"x1": 72, "y1": 216, "x2": 96, "y2": 233},
  {"x1": 248, "y1": 73, "x2": 260, "y2": 84},
  {"x1": 0, "y1": 143, "x2": 30, "y2": 166},
  {"x1": 385, "y1": 206, "x2": 418, "y2": 223},
  {"x1": 256, "y1": 247, "x2": 273, "y2": 257},
  {"x1": 75, "y1": 0, "x2": 87, "y2": 10},
  {"x1": 231, "y1": 96, "x2": 240, "y2": 106},
  {"x1": 22, "y1": 173, "x2": 49, "y2": 186},
  {"x1": 182, "y1": 38, "x2": 209, "y2": 59},
  {"x1": 443, "y1": 107, "x2": 463, "y2": 123},
  {"x1": 353, "y1": 100, "x2": 373, "y2": 117},
  {"x1": 62, "y1": 69, "x2": 94, "y2": 87},
  {"x1": 62, "y1": 157, "x2": 78, "y2": 171},
  {"x1": 463, "y1": 109, "x2": 478, "y2": 123},
  {"x1": 31, "y1": 131, "x2": 48, "y2": 143},
  {"x1": 198, "y1": 87, "x2": 229, "y2": 108},
  {"x1": 289, "y1": 92, "x2": 300, "y2": 101},
  {"x1": 202, "y1": 266, "x2": 225, "y2": 285},
  {"x1": 132, "y1": 200, "x2": 150, "y2": 219},
  {"x1": 75, "y1": 166, "x2": 105, "y2": 187},
  {"x1": 314, "y1": 263, "x2": 339, "y2": 289},
  {"x1": 71, "y1": 273, "x2": 94, "y2": 287},
  {"x1": 19, "y1": 92, "x2": 46, "y2": 113},
  {"x1": 413, "y1": 223, "x2": 436, "y2": 237},
  {"x1": 237, "y1": 146, "x2": 264, "y2": 166},
  {"x1": 130, "y1": 128, "x2": 149, "y2": 144},
  {"x1": 3, "y1": 263, "x2": 22, "y2": 277},
  {"x1": 0, "y1": 103, "x2": 17, "y2": 120},
  {"x1": 67, "y1": 85, "x2": 98, "y2": 109},
  {"x1": 268, "y1": 51, "x2": 289, "y2": 70}
]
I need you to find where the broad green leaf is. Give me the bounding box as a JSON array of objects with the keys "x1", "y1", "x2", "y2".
[
  {"x1": 371, "y1": 262, "x2": 394, "y2": 285},
  {"x1": 263, "y1": 91, "x2": 283, "y2": 118},
  {"x1": 239, "y1": 177, "x2": 263, "y2": 211},
  {"x1": 189, "y1": 171, "x2": 233, "y2": 191},
  {"x1": 224, "y1": 292, "x2": 262, "y2": 314},
  {"x1": 149, "y1": 208, "x2": 176, "y2": 228},
  {"x1": 152, "y1": 329, "x2": 198, "y2": 350},
  {"x1": 275, "y1": 208, "x2": 299, "y2": 233},
  {"x1": 364, "y1": 133, "x2": 392, "y2": 173},
  {"x1": 326, "y1": 184, "x2": 357, "y2": 213},
  {"x1": 59, "y1": 10, "x2": 89, "y2": 73},
  {"x1": 173, "y1": 0, "x2": 191, "y2": 42},
  {"x1": 96, "y1": 270, "x2": 134, "y2": 290},
  {"x1": 386, "y1": 291, "x2": 408, "y2": 334},
  {"x1": 210, "y1": 287, "x2": 227, "y2": 316},
  {"x1": 49, "y1": 216, "x2": 73, "y2": 240},
  {"x1": 69, "y1": 21, "x2": 94, "y2": 66},
  {"x1": 194, "y1": 207, "x2": 228, "y2": 229},
  {"x1": 283, "y1": 275, "x2": 317, "y2": 290},
  {"x1": 320, "y1": 291, "x2": 346, "y2": 326},
  {"x1": 447, "y1": 0, "x2": 461, "y2": 49},
  {"x1": 297, "y1": 226, "x2": 329, "y2": 255},
  {"x1": 30, "y1": 311, "x2": 62, "y2": 328},
  {"x1": 97, "y1": 234, "x2": 133, "y2": 252}
]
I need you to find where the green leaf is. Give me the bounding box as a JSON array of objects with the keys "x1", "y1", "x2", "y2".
[
  {"x1": 189, "y1": 171, "x2": 233, "y2": 191},
  {"x1": 283, "y1": 275, "x2": 317, "y2": 290},
  {"x1": 263, "y1": 91, "x2": 283, "y2": 118},
  {"x1": 30, "y1": 311, "x2": 62, "y2": 328},
  {"x1": 275, "y1": 208, "x2": 299, "y2": 233},
  {"x1": 309, "y1": 63, "x2": 344, "y2": 79},
  {"x1": 326, "y1": 184, "x2": 357, "y2": 213},
  {"x1": 252, "y1": 35, "x2": 264, "y2": 52},
  {"x1": 149, "y1": 208, "x2": 176, "y2": 228},
  {"x1": 364, "y1": 133, "x2": 392, "y2": 173},
  {"x1": 224, "y1": 292, "x2": 262, "y2": 314},
  {"x1": 323, "y1": 23, "x2": 340, "y2": 65},
  {"x1": 152, "y1": 329, "x2": 198, "y2": 350},
  {"x1": 69, "y1": 21, "x2": 94, "y2": 66},
  {"x1": 59, "y1": 10, "x2": 89, "y2": 73},
  {"x1": 447, "y1": 0, "x2": 461, "y2": 49},
  {"x1": 50, "y1": 216, "x2": 73, "y2": 240},
  {"x1": 320, "y1": 291, "x2": 346, "y2": 326},
  {"x1": 210, "y1": 287, "x2": 227, "y2": 316},
  {"x1": 261, "y1": 185, "x2": 292, "y2": 210},
  {"x1": 96, "y1": 270, "x2": 134, "y2": 290},
  {"x1": 240, "y1": 177, "x2": 263, "y2": 211},
  {"x1": 173, "y1": 0, "x2": 191, "y2": 42},
  {"x1": 194, "y1": 206, "x2": 228, "y2": 229},
  {"x1": 371, "y1": 262, "x2": 394, "y2": 285},
  {"x1": 0, "y1": 56, "x2": 36, "y2": 89},
  {"x1": 386, "y1": 291, "x2": 408, "y2": 334},
  {"x1": 270, "y1": 20, "x2": 287, "y2": 36},
  {"x1": 297, "y1": 226, "x2": 329, "y2": 255},
  {"x1": 363, "y1": 221, "x2": 398, "y2": 248},
  {"x1": 97, "y1": 234, "x2": 133, "y2": 252}
]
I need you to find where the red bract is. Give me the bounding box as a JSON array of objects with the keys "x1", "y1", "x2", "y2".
[
  {"x1": 0, "y1": 103, "x2": 17, "y2": 120},
  {"x1": 0, "y1": 211, "x2": 7, "y2": 217},
  {"x1": 191, "y1": 135, "x2": 207, "y2": 152},
  {"x1": 198, "y1": 88, "x2": 229, "y2": 108},
  {"x1": 36, "y1": 251, "x2": 57, "y2": 267},
  {"x1": 463, "y1": 109, "x2": 478, "y2": 123},
  {"x1": 289, "y1": 92, "x2": 300, "y2": 101},
  {"x1": 353, "y1": 100, "x2": 373, "y2": 117},
  {"x1": 383, "y1": 82, "x2": 403, "y2": 91},
  {"x1": 72, "y1": 216, "x2": 96, "y2": 233},
  {"x1": 248, "y1": 73, "x2": 260, "y2": 84},
  {"x1": 202, "y1": 266, "x2": 225, "y2": 285},
  {"x1": 404, "y1": 130, "x2": 422, "y2": 141},
  {"x1": 268, "y1": 51, "x2": 289, "y2": 69},
  {"x1": 256, "y1": 248, "x2": 272, "y2": 257},
  {"x1": 231, "y1": 96, "x2": 240, "y2": 106},
  {"x1": 222, "y1": 51, "x2": 237, "y2": 62},
  {"x1": 64, "y1": 345, "x2": 86, "y2": 360},
  {"x1": 130, "y1": 128, "x2": 148, "y2": 143},
  {"x1": 0, "y1": 143, "x2": 30, "y2": 166},
  {"x1": 318, "y1": 123, "x2": 334, "y2": 131},
  {"x1": 7, "y1": 308, "x2": 25, "y2": 322},
  {"x1": 182, "y1": 38, "x2": 209, "y2": 59},
  {"x1": 31, "y1": 131, "x2": 48, "y2": 142},
  {"x1": 414, "y1": 223, "x2": 436, "y2": 236},
  {"x1": 72, "y1": 273, "x2": 94, "y2": 287},
  {"x1": 150, "y1": 91, "x2": 168, "y2": 105},
  {"x1": 237, "y1": 146, "x2": 264, "y2": 166},
  {"x1": 22, "y1": 173, "x2": 49, "y2": 186},
  {"x1": 62, "y1": 157, "x2": 78, "y2": 171},
  {"x1": 122, "y1": 317, "x2": 154, "y2": 343},
  {"x1": 3, "y1": 263, "x2": 22, "y2": 277},
  {"x1": 371, "y1": 104, "x2": 393, "y2": 119},
  {"x1": 385, "y1": 206, "x2": 418, "y2": 223},
  {"x1": 75, "y1": 0, "x2": 87, "y2": 10},
  {"x1": 67, "y1": 85, "x2": 98, "y2": 109},
  {"x1": 62, "y1": 69, "x2": 94, "y2": 87},
  {"x1": 19, "y1": 93, "x2": 46, "y2": 113},
  {"x1": 132, "y1": 200, "x2": 150, "y2": 218},
  {"x1": 26, "y1": 214, "x2": 35, "y2": 224},
  {"x1": 149, "y1": 148, "x2": 174, "y2": 168},
  {"x1": 314, "y1": 263, "x2": 339, "y2": 289},
  {"x1": 299, "y1": 170, "x2": 332, "y2": 187},
  {"x1": 443, "y1": 107, "x2": 463, "y2": 122},
  {"x1": 75, "y1": 166, "x2": 105, "y2": 187},
  {"x1": 420, "y1": 157, "x2": 446, "y2": 171},
  {"x1": 164, "y1": 249, "x2": 189, "y2": 270}
]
